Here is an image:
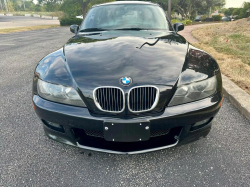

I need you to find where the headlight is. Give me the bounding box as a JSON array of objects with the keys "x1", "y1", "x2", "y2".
[
  {"x1": 37, "y1": 79, "x2": 86, "y2": 107},
  {"x1": 168, "y1": 76, "x2": 217, "y2": 106}
]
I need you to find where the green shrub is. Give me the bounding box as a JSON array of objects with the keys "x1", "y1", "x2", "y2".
[
  {"x1": 184, "y1": 19, "x2": 192, "y2": 25},
  {"x1": 171, "y1": 19, "x2": 181, "y2": 25},
  {"x1": 171, "y1": 19, "x2": 192, "y2": 26},
  {"x1": 60, "y1": 17, "x2": 83, "y2": 26},
  {"x1": 212, "y1": 15, "x2": 222, "y2": 21},
  {"x1": 200, "y1": 15, "x2": 208, "y2": 21}
]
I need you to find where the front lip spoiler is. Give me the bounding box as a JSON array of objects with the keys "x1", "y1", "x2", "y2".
[{"x1": 76, "y1": 139, "x2": 179, "y2": 155}]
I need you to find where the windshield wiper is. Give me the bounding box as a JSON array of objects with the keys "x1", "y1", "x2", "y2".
[
  {"x1": 79, "y1": 28, "x2": 107, "y2": 32},
  {"x1": 115, "y1": 28, "x2": 145, "y2": 31}
]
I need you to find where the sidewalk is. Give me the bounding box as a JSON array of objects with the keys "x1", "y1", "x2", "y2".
[{"x1": 178, "y1": 23, "x2": 221, "y2": 43}]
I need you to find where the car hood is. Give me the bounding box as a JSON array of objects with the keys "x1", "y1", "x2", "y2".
[
  {"x1": 35, "y1": 31, "x2": 221, "y2": 115},
  {"x1": 64, "y1": 31, "x2": 188, "y2": 88}
]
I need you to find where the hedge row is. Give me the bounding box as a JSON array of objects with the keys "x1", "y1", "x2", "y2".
[
  {"x1": 60, "y1": 17, "x2": 83, "y2": 26},
  {"x1": 171, "y1": 19, "x2": 193, "y2": 26},
  {"x1": 212, "y1": 15, "x2": 222, "y2": 21}
]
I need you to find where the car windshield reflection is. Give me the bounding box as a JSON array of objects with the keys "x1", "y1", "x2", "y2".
[{"x1": 80, "y1": 4, "x2": 171, "y2": 31}]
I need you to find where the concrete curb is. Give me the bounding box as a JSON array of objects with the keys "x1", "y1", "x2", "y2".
[
  {"x1": 33, "y1": 14, "x2": 40, "y2": 18},
  {"x1": 0, "y1": 14, "x2": 57, "y2": 20},
  {"x1": 41, "y1": 15, "x2": 52, "y2": 19},
  {"x1": 222, "y1": 75, "x2": 250, "y2": 121}
]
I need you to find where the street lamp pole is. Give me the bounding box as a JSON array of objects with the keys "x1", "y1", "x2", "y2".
[{"x1": 168, "y1": 0, "x2": 171, "y2": 21}]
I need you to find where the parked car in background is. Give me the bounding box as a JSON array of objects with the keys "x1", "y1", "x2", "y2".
[
  {"x1": 76, "y1": 15, "x2": 83, "y2": 19},
  {"x1": 195, "y1": 15, "x2": 202, "y2": 22},
  {"x1": 222, "y1": 17, "x2": 231, "y2": 22},
  {"x1": 203, "y1": 17, "x2": 214, "y2": 22}
]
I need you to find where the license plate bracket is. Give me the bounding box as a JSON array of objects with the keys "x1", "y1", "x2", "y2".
[{"x1": 103, "y1": 122, "x2": 150, "y2": 142}]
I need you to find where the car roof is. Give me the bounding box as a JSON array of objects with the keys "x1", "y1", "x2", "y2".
[{"x1": 92, "y1": 1, "x2": 159, "y2": 8}]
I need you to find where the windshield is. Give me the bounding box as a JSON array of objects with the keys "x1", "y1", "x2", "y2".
[{"x1": 80, "y1": 4, "x2": 171, "y2": 31}]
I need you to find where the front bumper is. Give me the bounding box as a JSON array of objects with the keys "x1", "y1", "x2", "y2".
[{"x1": 33, "y1": 93, "x2": 223, "y2": 154}]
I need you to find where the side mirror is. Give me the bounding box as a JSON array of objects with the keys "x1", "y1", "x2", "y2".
[
  {"x1": 70, "y1": 25, "x2": 79, "y2": 34},
  {"x1": 173, "y1": 23, "x2": 184, "y2": 32}
]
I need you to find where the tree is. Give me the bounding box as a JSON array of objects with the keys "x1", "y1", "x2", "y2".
[
  {"x1": 223, "y1": 8, "x2": 236, "y2": 16},
  {"x1": 38, "y1": 0, "x2": 62, "y2": 12},
  {"x1": 171, "y1": 0, "x2": 196, "y2": 19},
  {"x1": 232, "y1": 8, "x2": 242, "y2": 16},
  {"x1": 79, "y1": 0, "x2": 115, "y2": 16},
  {"x1": 23, "y1": 1, "x2": 35, "y2": 11},
  {"x1": 34, "y1": 4, "x2": 42, "y2": 11},
  {"x1": 11, "y1": 0, "x2": 22, "y2": 11},
  {"x1": 1, "y1": 0, "x2": 9, "y2": 11},
  {"x1": 61, "y1": 0, "x2": 115, "y2": 17},
  {"x1": 60, "y1": 0, "x2": 82, "y2": 17},
  {"x1": 239, "y1": 2, "x2": 250, "y2": 18},
  {"x1": 224, "y1": 2, "x2": 250, "y2": 19},
  {"x1": 60, "y1": 0, "x2": 225, "y2": 19},
  {"x1": 170, "y1": 0, "x2": 225, "y2": 19},
  {"x1": 7, "y1": 0, "x2": 15, "y2": 11}
]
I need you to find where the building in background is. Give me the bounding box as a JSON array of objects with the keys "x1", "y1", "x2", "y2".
[{"x1": 211, "y1": 10, "x2": 225, "y2": 17}]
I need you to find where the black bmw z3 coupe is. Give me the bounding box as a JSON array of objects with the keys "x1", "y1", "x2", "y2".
[{"x1": 32, "y1": 1, "x2": 223, "y2": 154}]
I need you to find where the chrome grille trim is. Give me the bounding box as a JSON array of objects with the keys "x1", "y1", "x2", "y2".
[
  {"x1": 128, "y1": 86, "x2": 160, "y2": 113},
  {"x1": 93, "y1": 86, "x2": 125, "y2": 113}
]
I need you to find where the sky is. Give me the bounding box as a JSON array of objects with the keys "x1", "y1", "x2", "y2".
[{"x1": 225, "y1": 0, "x2": 247, "y2": 8}]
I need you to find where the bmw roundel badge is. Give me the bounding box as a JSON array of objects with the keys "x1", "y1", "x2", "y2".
[{"x1": 120, "y1": 77, "x2": 132, "y2": 86}]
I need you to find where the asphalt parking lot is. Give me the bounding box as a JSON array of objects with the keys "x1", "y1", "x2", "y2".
[
  {"x1": 0, "y1": 27, "x2": 250, "y2": 186},
  {"x1": 0, "y1": 16, "x2": 59, "y2": 29}
]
